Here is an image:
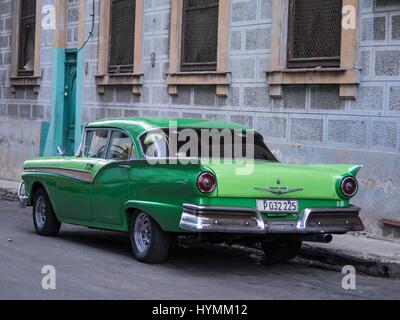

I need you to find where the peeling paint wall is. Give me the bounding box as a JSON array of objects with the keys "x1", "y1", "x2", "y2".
[{"x1": 0, "y1": 120, "x2": 41, "y2": 180}]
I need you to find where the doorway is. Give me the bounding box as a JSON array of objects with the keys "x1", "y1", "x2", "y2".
[{"x1": 63, "y1": 50, "x2": 77, "y2": 156}]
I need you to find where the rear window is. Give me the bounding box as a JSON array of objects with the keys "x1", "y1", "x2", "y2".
[{"x1": 140, "y1": 128, "x2": 277, "y2": 162}]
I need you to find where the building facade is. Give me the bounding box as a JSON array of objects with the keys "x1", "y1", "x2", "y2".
[{"x1": 0, "y1": 0, "x2": 399, "y2": 236}]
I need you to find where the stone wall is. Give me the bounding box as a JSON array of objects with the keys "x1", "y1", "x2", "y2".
[
  {"x1": 0, "y1": 0, "x2": 53, "y2": 180},
  {"x1": 79, "y1": 0, "x2": 400, "y2": 157}
]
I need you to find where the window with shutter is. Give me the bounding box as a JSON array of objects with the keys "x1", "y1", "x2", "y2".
[
  {"x1": 181, "y1": 0, "x2": 219, "y2": 72},
  {"x1": 109, "y1": 0, "x2": 136, "y2": 73},
  {"x1": 287, "y1": 0, "x2": 343, "y2": 68},
  {"x1": 18, "y1": 0, "x2": 36, "y2": 76}
]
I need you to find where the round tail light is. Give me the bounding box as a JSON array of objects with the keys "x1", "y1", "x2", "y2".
[
  {"x1": 340, "y1": 177, "x2": 358, "y2": 197},
  {"x1": 196, "y1": 172, "x2": 216, "y2": 194}
]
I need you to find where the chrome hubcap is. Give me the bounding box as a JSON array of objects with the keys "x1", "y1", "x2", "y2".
[
  {"x1": 34, "y1": 196, "x2": 47, "y2": 228},
  {"x1": 134, "y1": 213, "x2": 152, "y2": 253}
]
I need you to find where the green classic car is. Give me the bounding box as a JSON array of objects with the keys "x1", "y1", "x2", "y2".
[{"x1": 18, "y1": 117, "x2": 364, "y2": 263}]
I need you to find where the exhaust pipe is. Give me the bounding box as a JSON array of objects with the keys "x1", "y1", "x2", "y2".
[
  {"x1": 314, "y1": 234, "x2": 333, "y2": 243},
  {"x1": 284, "y1": 234, "x2": 334, "y2": 243}
]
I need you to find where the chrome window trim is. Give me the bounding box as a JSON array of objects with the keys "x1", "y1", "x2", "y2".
[
  {"x1": 82, "y1": 127, "x2": 137, "y2": 160},
  {"x1": 105, "y1": 129, "x2": 135, "y2": 161}
]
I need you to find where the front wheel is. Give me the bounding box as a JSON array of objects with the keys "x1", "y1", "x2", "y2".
[
  {"x1": 130, "y1": 212, "x2": 170, "y2": 263},
  {"x1": 33, "y1": 188, "x2": 61, "y2": 236},
  {"x1": 262, "y1": 240, "x2": 302, "y2": 264}
]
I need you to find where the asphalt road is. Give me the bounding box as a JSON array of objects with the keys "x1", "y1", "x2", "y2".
[{"x1": 0, "y1": 200, "x2": 399, "y2": 300}]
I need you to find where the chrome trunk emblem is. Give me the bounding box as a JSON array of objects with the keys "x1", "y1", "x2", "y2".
[{"x1": 255, "y1": 187, "x2": 303, "y2": 195}]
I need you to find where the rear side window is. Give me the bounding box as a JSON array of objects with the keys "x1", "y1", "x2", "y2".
[
  {"x1": 106, "y1": 131, "x2": 133, "y2": 160},
  {"x1": 85, "y1": 130, "x2": 109, "y2": 159}
]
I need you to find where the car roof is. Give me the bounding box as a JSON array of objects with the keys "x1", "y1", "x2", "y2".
[{"x1": 85, "y1": 117, "x2": 250, "y2": 138}]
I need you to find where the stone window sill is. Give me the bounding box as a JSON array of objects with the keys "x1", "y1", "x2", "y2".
[
  {"x1": 95, "y1": 73, "x2": 143, "y2": 95},
  {"x1": 10, "y1": 76, "x2": 41, "y2": 94},
  {"x1": 166, "y1": 71, "x2": 231, "y2": 96},
  {"x1": 266, "y1": 68, "x2": 360, "y2": 99}
]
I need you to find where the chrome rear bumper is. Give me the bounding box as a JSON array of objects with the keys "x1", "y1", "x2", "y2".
[
  {"x1": 180, "y1": 204, "x2": 266, "y2": 233},
  {"x1": 180, "y1": 204, "x2": 364, "y2": 234}
]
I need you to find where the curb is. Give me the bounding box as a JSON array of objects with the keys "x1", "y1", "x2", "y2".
[
  {"x1": 0, "y1": 187, "x2": 18, "y2": 202},
  {"x1": 300, "y1": 244, "x2": 400, "y2": 279}
]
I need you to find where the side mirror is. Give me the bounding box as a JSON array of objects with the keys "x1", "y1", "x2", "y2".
[{"x1": 57, "y1": 146, "x2": 66, "y2": 157}]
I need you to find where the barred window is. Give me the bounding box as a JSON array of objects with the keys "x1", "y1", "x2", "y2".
[
  {"x1": 109, "y1": 0, "x2": 136, "y2": 73},
  {"x1": 18, "y1": 0, "x2": 36, "y2": 76},
  {"x1": 181, "y1": 0, "x2": 219, "y2": 72},
  {"x1": 287, "y1": 0, "x2": 343, "y2": 68}
]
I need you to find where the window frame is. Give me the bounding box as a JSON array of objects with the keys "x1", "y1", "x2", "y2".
[
  {"x1": 82, "y1": 128, "x2": 137, "y2": 160},
  {"x1": 138, "y1": 127, "x2": 278, "y2": 162},
  {"x1": 10, "y1": 0, "x2": 41, "y2": 93},
  {"x1": 106, "y1": 130, "x2": 135, "y2": 160},
  {"x1": 180, "y1": 0, "x2": 219, "y2": 72},
  {"x1": 84, "y1": 129, "x2": 112, "y2": 159},
  {"x1": 18, "y1": 0, "x2": 37, "y2": 76},
  {"x1": 167, "y1": 0, "x2": 231, "y2": 97},
  {"x1": 286, "y1": 0, "x2": 343, "y2": 69},
  {"x1": 108, "y1": 0, "x2": 136, "y2": 74},
  {"x1": 96, "y1": 0, "x2": 144, "y2": 95},
  {"x1": 266, "y1": 0, "x2": 360, "y2": 99}
]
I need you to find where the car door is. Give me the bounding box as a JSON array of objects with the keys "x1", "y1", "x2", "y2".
[
  {"x1": 55, "y1": 128, "x2": 109, "y2": 221},
  {"x1": 91, "y1": 129, "x2": 134, "y2": 226}
]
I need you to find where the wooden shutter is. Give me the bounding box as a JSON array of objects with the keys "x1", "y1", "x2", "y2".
[
  {"x1": 181, "y1": 0, "x2": 219, "y2": 72},
  {"x1": 287, "y1": 0, "x2": 343, "y2": 68},
  {"x1": 18, "y1": 0, "x2": 36, "y2": 76},
  {"x1": 109, "y1": 0, "x2": 136, "y2": 73}
]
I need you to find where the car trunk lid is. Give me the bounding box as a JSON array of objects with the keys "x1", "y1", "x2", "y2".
[{"x1": 201, "y1": 160, "x2": 361, "y2": 200}]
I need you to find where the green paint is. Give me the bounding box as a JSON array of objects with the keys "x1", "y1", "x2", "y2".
[
  {"x1": 43, "y1": 48, "x2": 83, "y2": 157},
  {"x1": 86, "y1": 118, "x2": 249, "y2": 140},
  {"x1": 44, "y1": 48, "x2": 66, "y2": 156},
  {"x1": 74, "y1": 49, "x2": 84, "y2": 154},
  {"x1": 39, "y1": 122, "x2": 50, "y2": 156},
  {"x1": 64, "y1": 50, "x2": 77, "y2": 156}
]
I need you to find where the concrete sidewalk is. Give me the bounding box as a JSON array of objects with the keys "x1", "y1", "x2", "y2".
[
  {"x1": 0, "y1": 178, "x2": 399, "y2": 278},
  {"x1": 0, "y1": 179, "x2": 19, "y2": 202},
  {"x1": 301, "y1": 234, "x2": 400, "y2": 278}
]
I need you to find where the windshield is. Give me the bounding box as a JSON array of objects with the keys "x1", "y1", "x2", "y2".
[{"x1": 140, "y1": 128, "x2": 277, "y2": 162}]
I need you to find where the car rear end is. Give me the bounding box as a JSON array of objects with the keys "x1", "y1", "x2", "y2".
[{"x1": 179, "y1": 161, "x2": 365, "y2": 240}]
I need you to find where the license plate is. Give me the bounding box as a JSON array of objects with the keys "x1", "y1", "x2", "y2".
[{"x1": 257, "y1": 200, "x2": 299, "y2": 213}]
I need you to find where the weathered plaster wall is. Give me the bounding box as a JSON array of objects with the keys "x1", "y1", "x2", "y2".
[
  {"x1": 268, "y1": 142, "x2": 400, "y2": 237},
  {"x1": 0, "y1": 119, "x2": 42, "y2": 179},
  {"x1": 0, "y1": 0, "x2": 53, "y2": 180}
]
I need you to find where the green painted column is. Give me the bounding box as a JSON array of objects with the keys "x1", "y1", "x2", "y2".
[
  {"x1": 44, "y1": 48, "x2": 66, "y2": 156},
  {"x1": 74, "y1": 48, "x2": 84, "y2": 154}
]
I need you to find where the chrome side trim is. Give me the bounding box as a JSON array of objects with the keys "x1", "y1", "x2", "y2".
[
  {"x1": 179, "y1": 204, "x2": 364, "y2": 234},
  {"x1": 17, "y1": 181, "x2": 28, "y2": 208},
  {"x1": 23, "y1": 168, "x2": 92, "y2": 183}
]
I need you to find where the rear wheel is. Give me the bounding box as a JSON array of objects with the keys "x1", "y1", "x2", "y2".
[
  {"x1": 130, "y1": 212, "x2": 170, "y2": 263},
  {"x1": 262, "y1": 240, "x2": 302, "y2": 264},
  {"x1": 33, "y1": 188, "x2": 61, "y2": 236}
]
